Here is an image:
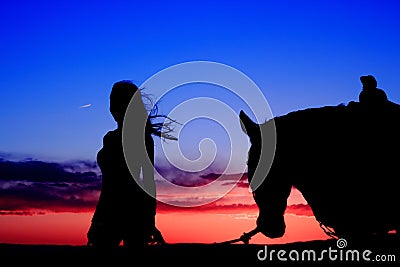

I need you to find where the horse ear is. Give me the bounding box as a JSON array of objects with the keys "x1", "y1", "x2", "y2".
[{"x1": 239, "y1": 110, "x2": 260, "y2": 137}]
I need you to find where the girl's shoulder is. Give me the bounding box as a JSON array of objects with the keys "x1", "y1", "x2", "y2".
[{"x1": 103, "y1": 129, "x2": 121, "y2": 145}]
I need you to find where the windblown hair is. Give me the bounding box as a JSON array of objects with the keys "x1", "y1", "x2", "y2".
[{"x1": 142, "y1": 89, "x2": 179, "y2": 141}]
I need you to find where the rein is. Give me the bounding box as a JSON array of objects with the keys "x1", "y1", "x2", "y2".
[
  {"x1": 214, "y1": 227, "x2": 260, "y2": 245},
  {"x1": 319, "y1": 221, "x2": 339, "y2": 239}
]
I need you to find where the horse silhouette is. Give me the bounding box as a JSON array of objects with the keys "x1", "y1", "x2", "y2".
[{"x1": 239, "y1": 100, "x2": 400, "y2": 242}]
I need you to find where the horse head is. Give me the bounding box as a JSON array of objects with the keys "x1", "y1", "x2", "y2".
[{"x1": 240, "y1": 110, "x2": 290, "y2": 239}]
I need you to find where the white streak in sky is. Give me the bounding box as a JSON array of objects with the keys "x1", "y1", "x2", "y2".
[{"x1": 80, "y1": 104, "x2": 92, "y2": 108}]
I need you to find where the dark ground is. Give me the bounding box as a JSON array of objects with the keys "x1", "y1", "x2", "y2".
[{"x1": 1, "y1": 236, "x2": 398, "y2": 266}]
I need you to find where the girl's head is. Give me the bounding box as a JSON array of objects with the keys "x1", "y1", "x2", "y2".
[
  {"x1": 109, "y1": 79, "x2": 178, "y2": 140},
  {"x1": 109, "y1": 80, "x2": 147, "y2": 127}
]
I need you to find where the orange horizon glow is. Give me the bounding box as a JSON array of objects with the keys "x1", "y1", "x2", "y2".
[
  {"x1": 0, "y1": 210, "x2": 330, "y2": 246},
  {"x1": 0, "y1": 188, "x2": 330, "y2": 246}
]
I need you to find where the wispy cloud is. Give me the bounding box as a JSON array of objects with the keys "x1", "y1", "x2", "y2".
[
  {"x1": 0, "y1": 210, "x2": 46, "y2": 216},
  {"x1": 285, "y1": 203, "x2": 314, "y2": 217},
  {"x1": 156, "y1": 201, "x2": 314, "y2": 217},
  {"x1": 79, "y1": 104, "x2": 92, "y2": 108}
]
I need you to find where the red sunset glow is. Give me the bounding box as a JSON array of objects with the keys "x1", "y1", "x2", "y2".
[{"x1": 0, "y1": 186, "x2": 330, "y2": 245}]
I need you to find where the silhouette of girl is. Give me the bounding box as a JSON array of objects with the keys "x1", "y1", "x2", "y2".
[{"x1": 87, "y1": 80, "x2": 175, "y2": 250}]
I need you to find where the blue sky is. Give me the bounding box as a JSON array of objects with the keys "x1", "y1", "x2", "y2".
[{"x1": 1, "y1": 0, "x2": 400, "y2": 168}]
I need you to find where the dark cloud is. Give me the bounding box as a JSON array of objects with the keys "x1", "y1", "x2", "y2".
[
  {"x1": 0, "y1": 158, "x2": 99, "y2": 183},
  {"x1": 0, "y1": 158, "x2": 101, "y2": 214},
  {"x1": 200, "y1": 172, "x2": 248, "y2": 182},
  {"x1": 155, "y1": 166, "x2": 215, "y2": 187},
  {"x1": 0, "y1": 180, "x2": 100, "y2": 212},
  {"x1": 0, "y1": 210, "x2": 45, "y2": 216},
  {"x1": 155, "y1": 165, "x2": 249, "y2": 187},
  {"x1": 221, "y1": 180, "x2": 249, "y2": 188},
  {"x1": 0, "y1": 158, "x2": 312, "y2": 217}
]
